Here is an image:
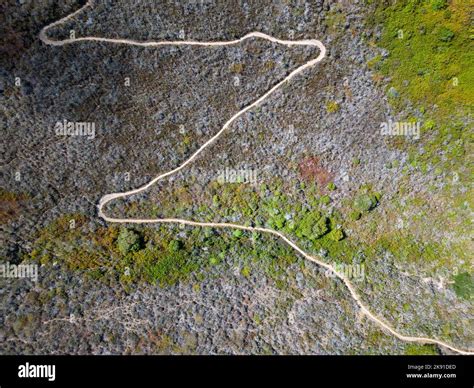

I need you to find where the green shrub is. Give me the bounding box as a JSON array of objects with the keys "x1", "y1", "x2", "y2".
[
  {"x1": 424, "y1": 119, "x2": 436, "y2": 130},
  {"x1": 431, "y1": 0, "x2": 448, "y2": 11},
  {"x1": 241, "y1": 266, "x2": 251, "y2": 277},
  {"x1": 354, "y1": 194, "x2": 377, "y2": 212},
  {"x1": 320, "y1": 195, "x2": 331, "y2": 205},
  {"x1": 313, "y1": 216, "x2": 330, "y2": 239},
  {"x1": 326, "y1": 101, "x2": 340, "y2": 113},
  {"x1": 296, "y1": 213, "x2": 329, "y2": 240},
  {"x1": 168, "y1": 239, "x2": 184, "y2": 252},
  {"x1": 209, "y1": 256, "x2": 220, "y2": 266},
  {"x1": 233, "y1": 229, "x2": 243, "y2": 238},
  {"x1": 117, "y1": 228, "x2": 142, "y2": 255},
  {"x1": 438, "y1": 27, "x2": 455, "y2": 42},
  {"x1": 350, "y1": 210, "x2": 362, "y2": 221},
  {"x1": 328, "y1": 228, "x2": 345, "y2": 242}
]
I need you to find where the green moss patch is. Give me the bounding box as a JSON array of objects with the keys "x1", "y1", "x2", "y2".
[
  {"x1": 404, "y1": 343, "x2": 439, "y2": 355},
  {"x1": 452, "y1": 272, "x2": 474, "y2": 300}
]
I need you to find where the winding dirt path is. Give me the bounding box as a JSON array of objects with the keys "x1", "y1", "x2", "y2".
[{"x1": 40, "y1": 0, "x2": 473, "y2": 355}]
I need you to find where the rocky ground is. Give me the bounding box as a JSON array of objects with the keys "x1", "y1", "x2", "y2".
[{"x1": 1, "y1": 0, "x2": 472, "y2": 354}]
